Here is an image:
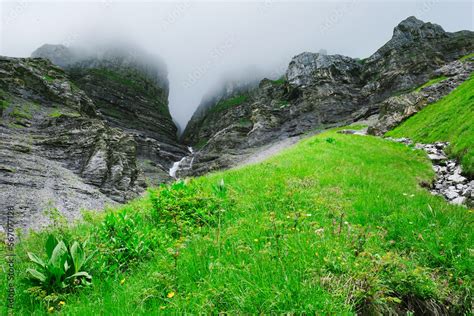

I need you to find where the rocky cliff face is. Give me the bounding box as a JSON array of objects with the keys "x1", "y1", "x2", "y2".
[
  {"x1": 0, "y1": 57, "x2": 144, "y2": 230},
  {"x1": 32, "y1": 44, "x2": 188, "y2": 184},
  {"x1": 180, "y1": 17, "x2": 474, "y2": 176}
]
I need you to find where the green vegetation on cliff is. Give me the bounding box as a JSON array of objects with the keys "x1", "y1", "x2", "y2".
[
  {"x1": 211, "y1": 94, "x2": 248, "y2": 114},
  {"x1": 387, "y1": 75, "x2": 474, "y2": 175},
  {"x1": 414, "y1": 75, "x2": 448, "y2": 92},
  {"x1": 2, "y1": 127, "x2": 472, "y2": 315}
]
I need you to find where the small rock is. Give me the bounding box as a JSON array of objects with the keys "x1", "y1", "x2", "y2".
[
  {"x1": 451, "y1": 196, "x2": 466, "y2": 205},
  {"x1": 448, "y1": 174, "x2": 466, "y2": 183},
  {"x1": 445, "y1": 190, "x2": 459, "y2": 200},
  {"x1": 428, "y1": 154, "x2": 447, "y2": 161}
]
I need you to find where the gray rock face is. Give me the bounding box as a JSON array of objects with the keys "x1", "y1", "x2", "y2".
[
  {"x1": 31, "y1": 44, "x2": 80, "y2": 68},
  {"x1": 286, "y1": 53, "x2": 361, "y2": 87},
  {"x1": 32, "y1": 44, "x2": 188, "y2": 185},
  {"x1": 180, "y1": 17, "x2": 474, "y2": 177},
  {"x1": 368, "y1": 60, "x2": 474, "y2": 135},
  {"x1": 0, "y1": 57, "x2": 145, "y2": 230}
]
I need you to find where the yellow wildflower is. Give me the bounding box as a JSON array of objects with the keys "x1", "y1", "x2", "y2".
[
  {"x1": 167, "y1": 291, "x2": 175, "y2": 298},
  {"x1": 120, "y1": 278, "x2": 125, "y2": 285},
  {"x1": 48, "y1": 306, "x2": 54, "y2": 313},
  {"x1": 59, "y1": 301, "x2": 65, "y2": 306}
]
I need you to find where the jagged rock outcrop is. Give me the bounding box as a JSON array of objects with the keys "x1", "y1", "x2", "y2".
[
  {"x1": 32, "y1": 44, "x2": 188, "y2": 184},
  {"x1": 0, "y1": 57, "x2": 144, "y2": 230},
  {"x1": 180, "y1": 17, "x2": 474, "y2": 177},
  {"x1": 369, "y1": 59, "x2": 474, "y2": 135}
]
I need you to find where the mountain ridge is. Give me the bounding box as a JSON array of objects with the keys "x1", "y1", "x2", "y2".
[{"x1": 178, "y1": 16, "x2": 474, "y2": 177}]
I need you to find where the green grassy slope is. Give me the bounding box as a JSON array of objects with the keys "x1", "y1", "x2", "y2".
[
  {"x1": 2, "y1": 129, "x2": 472, "y2": 315},
  {"x1": 387, "y1": 75, "x2": 474, "y2": 176}
]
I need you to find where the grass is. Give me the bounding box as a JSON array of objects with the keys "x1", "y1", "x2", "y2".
[
  {"x1": 0, "y1": 99, "x2": 9, "y2": 110},
  {"x1": 459, "y1": 52, "x2": 474, "y2": 62},
  {"x1": 238, "y1": 118, "x2": 253, "y2": 127},
  {"x1": 210, "y1": 94, "x2": 248, "y2": 114},
  {"x1": 42, "y1": 75, "x2": 55, "y2": 82},
  {"x1": 10, "y1": 106, "x2": 32, "y2": 120},
  {"x1": 194, "y1": 138, "x2": 209, "y2": 149},
  {"x1": 49, "y1": 109, "x2": 63, "y2": 118},
  {"x1": 414, "y1": 75, "x2": 448, "y2": 92},
  {"x1": 2, "y1": 127, "x2": 472, "y2": 315},
  {"x1": 48, "y1": 108, "x2": 81, "y2": 119},
  {"x1": 387, "y1": 74, "x2": 474, "y2": 176},
  {"x1": 270, "y1": 76, "x2": 286, "y2": 85}
]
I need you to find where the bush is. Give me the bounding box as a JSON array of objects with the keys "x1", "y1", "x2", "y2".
[
  {"x1": 150, "y1": 181, "x2": 222, "y2": 238},
  {"x1": 91, "y1": 208, "x2": 159, "y2": 274}
]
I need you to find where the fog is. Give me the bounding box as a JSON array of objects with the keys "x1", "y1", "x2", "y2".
[{"x1": 1, "y1": 1, "x2": 472, "y2": 128}]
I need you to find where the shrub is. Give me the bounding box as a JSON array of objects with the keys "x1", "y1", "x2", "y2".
[
  {"x1": 92, "y1": 208, "x2": 159, "y2": 274},
  {"x1": 150, "y1": 181, "x2": 222, "y2": 238}
]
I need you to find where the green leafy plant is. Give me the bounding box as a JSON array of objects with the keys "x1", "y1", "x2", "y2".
[
  {"x1": 92, "y1": 209, "x2": 159, "y2": 274},
  {"x1": 150, "y1": 181, "x2": 221, "y2": 237},
  {"x1": 26, "y1": 234, "x2": 92, "y2": 292}
]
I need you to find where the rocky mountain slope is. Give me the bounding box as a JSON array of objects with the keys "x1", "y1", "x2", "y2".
[
  {"x1": 180, "y1": 17, "x2": 474, "y2": 176},
  {"x1": 32, "y1": 44, "x2": 188, "y2": 184},
  {"x1": 1, "y1": 45, "x2": 190, "y2": 230},
  {"x1": 0, "y1": 57, "x2": 143, "y2": 230},
  {"x1": 1, "y1": 17, "x2": 472, "y2": 231}
]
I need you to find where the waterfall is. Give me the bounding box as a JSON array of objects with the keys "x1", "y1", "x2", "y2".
[{"x1": 169, "y1": 147, "x2": 195, "y2": 178}]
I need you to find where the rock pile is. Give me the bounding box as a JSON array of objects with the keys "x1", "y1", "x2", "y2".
[{"x1": 387, "y1": 137, "x2": 473, "y2": 206}]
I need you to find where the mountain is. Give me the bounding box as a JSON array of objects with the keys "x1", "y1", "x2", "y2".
[
  {"x1": 0, "y1": 57, "x2": 143, "y2": 230},
  {"x1": 179, "y1": 17, "x2": 474, "y2": 176},
  {"x1": 0, "y1": 44, "x2": 190, "y2": 230},
  {"x1": 32, "y1": 44, "x2": 188, "y2": 184},
  {"x1": 1, "y1": 17, "x2": 473, "y2": 230}
]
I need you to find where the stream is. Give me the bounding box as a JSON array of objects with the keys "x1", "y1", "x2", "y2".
[{"x1": 169, "y1": 147, "x2": 195, "y2": 178}]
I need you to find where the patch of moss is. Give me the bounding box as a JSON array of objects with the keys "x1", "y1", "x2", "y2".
[
  {"x1": 238, "y1": 118, "x2": 253, "y2": 127},
  {"x1": 414, "y1": 75, "x2": 448, "y2": 92},
  {"x1": 11, "y1": 107, "x2": 32, "y2": 120},
  {"x1": 0, "y1": 99, "x2": 9, "y2": 110},
  {"x1": 459, "y1": 52, "x2": 474, "y2": 62},
  {"x1": 195, "y1": 138, "x2": 209, "y2": 149},
  {"x1": 49, "y1": 108, "x2": 80, "y2": 118},
  {"x1": 210, "y1": 94, "x2": 248, "y2": 113},
  {"x1": 49, "y1": 109, "x2": 63, "y2": 118},
  {"x1": 270, "y1": 76, "x2": 286, "y2": 85},
  {"x1": 43, "y1": 74, "x2": 54, "y2": 82}
]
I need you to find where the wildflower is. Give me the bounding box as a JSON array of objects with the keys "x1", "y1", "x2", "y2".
[
  {"x1": 59, "y1": 301, "x2": 65, "y2": 306},
  {"x1": 48, "y1": 306, "x2": 54, "y2": 313},
  {"x1": 120, "y1": 278, "x2": 125, "y2": 285},
  {"x1": 167, "y1": 291, "x2": 175, "y2": 298}
]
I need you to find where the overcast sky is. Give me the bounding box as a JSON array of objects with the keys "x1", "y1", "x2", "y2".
[{"x1": 1, "y1": 1, "x2": 473, "y2": 128}]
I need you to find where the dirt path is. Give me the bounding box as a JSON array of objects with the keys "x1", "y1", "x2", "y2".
[{"x1": 235, "y1": 136, "x2": 302, "y2": 168}]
